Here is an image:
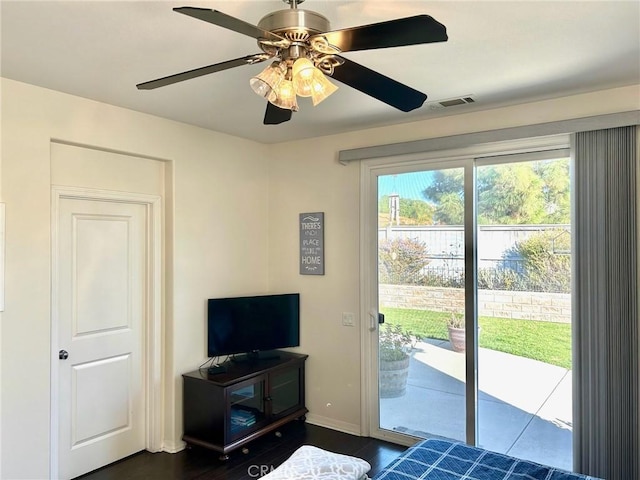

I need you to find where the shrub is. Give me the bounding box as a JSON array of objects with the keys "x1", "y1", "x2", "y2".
[
  {"x1": 514, "y1": 230, "x2": 570, "y2": 293},
  {"x1": 477, "y1": 268, "x2": 529, "y2": 291},
  {"x1": 379, "y1": 237, "x2": 430, "y2": 285},
  {"x1": 421, "y1": 269, "x2": 464, "y2": 288},
  {"x1": 379, "y1": 323, "x2": 418, "y2": 361},
  {"x1": 377, "y1": 230, "x2": 571, "y2": 294}
]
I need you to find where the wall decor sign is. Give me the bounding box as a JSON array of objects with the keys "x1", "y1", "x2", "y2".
[{"x1": 299, "y1": 212, "x2": 324, "y2": 275}]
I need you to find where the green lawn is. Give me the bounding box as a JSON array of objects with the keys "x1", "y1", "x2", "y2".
[{"x1": 380, "y1": 307, "x2": 572, "y2": 369}]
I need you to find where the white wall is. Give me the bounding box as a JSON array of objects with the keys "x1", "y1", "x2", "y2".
[
  {"x1": 1, "y1": 77, "x2": 638, "y2": 479},
  {"x1": 266, "y1": 85, "x2": 640, "y2": 434},
  {"x1": 0, "y1": 78, "x2": 270, "y2": 479}
]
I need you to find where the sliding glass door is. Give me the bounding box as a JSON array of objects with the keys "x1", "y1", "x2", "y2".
[
  {"x1": 476, "y1": 155, "x2": 573, "y2": 470},
  {"x1": 364, "y1": 144, "x2": 572, "y2": 470},
  {"x1": 376, "y1": 165, "x2": 471, "y2": 443}
]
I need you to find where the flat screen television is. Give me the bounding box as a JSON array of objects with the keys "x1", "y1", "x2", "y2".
[{"x1": 207, "y1": 293, "x2": 300, "y2": 361}]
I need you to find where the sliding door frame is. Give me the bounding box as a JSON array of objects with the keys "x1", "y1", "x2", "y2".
[
  {"x1": 360, "y1": 134, "x2": 570, "y2": 445},
  {"x1": 360, "y1": 151, "x2": 476, "y2": 445},
  {"x1": 463, "y1": 160, "x2": 479, "y2": 445}
]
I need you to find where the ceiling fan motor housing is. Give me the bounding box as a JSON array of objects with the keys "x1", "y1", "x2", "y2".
[
  {"x1": 258, "y1": 9, "x2": 334, "y2": 65},
  {"x1": 258, "y1": 9, "x2": 330, "y2": 36}
]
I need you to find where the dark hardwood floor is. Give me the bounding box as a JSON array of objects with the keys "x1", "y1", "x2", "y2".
[{"x1": 76, "y1": 421, "x2": 406, "y2": 480}]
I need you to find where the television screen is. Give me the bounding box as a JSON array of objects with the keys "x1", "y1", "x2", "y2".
[{"x1": 207, "y1": 293, "x2": 300, "y2": 358}]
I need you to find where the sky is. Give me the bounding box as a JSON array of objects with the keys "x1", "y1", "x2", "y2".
[{"x1": 378, "y1": 171, "x2": 435, "y2": 201}]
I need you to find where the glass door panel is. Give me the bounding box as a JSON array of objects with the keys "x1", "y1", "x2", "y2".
[
  {"x1": 270, "y1": 367, "x2": 301, "y2": 416},
  {"x1": 228, "y1": 378, "x2": 265, "y2": 440},
  {"x1": 377, "y1": 167, "x2": 466, "y2": 441},
  {"x1": 476, "y1": 157, "x2": 572, "y2": 470}
]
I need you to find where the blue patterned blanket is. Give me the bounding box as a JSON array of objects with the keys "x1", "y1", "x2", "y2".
[{"x1": 372, "y1": 439, "x2": 600, "y2": 480}]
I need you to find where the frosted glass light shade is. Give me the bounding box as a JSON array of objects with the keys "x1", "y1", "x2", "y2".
[
  {"x1": 310, "y1": 73, "x2": 338, "y2": 106},
  {"x1": 249, "y1": 62, "x2": 285, "y2": 99},
  {"x1": 269, "y1": 78, "x2": 299, "y2": 111},
  {"x1": 292, "y1": 58, "x2": 316, "y2": 97}
]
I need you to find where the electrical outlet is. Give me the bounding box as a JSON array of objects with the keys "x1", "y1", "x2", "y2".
[{"x1": 342, "y1": 312, "x2": 355, "y2": 327}]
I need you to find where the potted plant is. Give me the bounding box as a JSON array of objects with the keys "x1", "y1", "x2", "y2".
[
  {"x1": 447, "y1": 312, "x2": 466, "y2": 353},
  {"x1": 446, "y1": 311, "x2": 480, "y2": 353},
  {"x1": 379, "y1": 323, "x2": 418, "y2": 398}
]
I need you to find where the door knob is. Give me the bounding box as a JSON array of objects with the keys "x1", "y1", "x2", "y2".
[{"x1": 59, "y1": 350, "x2": 69, "y2": 360}]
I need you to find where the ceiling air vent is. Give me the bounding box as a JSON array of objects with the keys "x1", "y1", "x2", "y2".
[{"x1": 428, "y1": 95, "x2": 476, "y2": 110}]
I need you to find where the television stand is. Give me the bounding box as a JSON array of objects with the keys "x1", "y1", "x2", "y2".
[
  {"x1": 182, "y1": 351, "x2": 307, "y2": 459},
  {"x1": 231, "y1": 350, "x2": 280, "y2": 363}
]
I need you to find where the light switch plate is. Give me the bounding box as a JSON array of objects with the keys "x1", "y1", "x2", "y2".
[{"x1": 342, "y1": 312, "x2": 355, "y2": 326}]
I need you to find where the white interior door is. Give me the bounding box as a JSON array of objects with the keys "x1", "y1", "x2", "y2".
[{"x1": 56, "y1": 196, "x2": 147, "y2": 479}]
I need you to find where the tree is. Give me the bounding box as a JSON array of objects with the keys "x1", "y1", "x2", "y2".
[
  {"x1": 435, "y1": 191, "x2": 465, "y2": 225},
  {"x1": 379, "y1": 195, "x2": 391, "y2": 215},
  {"x1": 421, "y1": 159, "x2": 570, "y2": 225},
  {"x1": 422, "y1": 170, "x2": 464, "y2": 224},
  {"x1": 400, "y1": 198, "x2": 435, "y2": 224},
  {"x1": 477, "y1": 163, "x2": 546, "y2": 224},
  {"x1": 534, "y1": 159, "x2": 570, "y2": 223},
  {"x1": 378, "y1": 195, "x2": 435, "y2": 225}
]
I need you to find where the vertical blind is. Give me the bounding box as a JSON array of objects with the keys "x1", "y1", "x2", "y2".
[{"x1": 573, "y1": 126, "x2": 639, "y2": 479}]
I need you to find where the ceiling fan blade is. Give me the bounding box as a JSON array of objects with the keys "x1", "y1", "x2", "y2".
[
  {"x1": 264, "y1": 102, "x2": 293, "y2": 125},
  {"x1": 329, "y1": 57, "x2": 427, "y2": 112},
  {"x1": 136, "y1": 53, "x2": 270, "y2": 90},
  {"x1": 174, "y1": 7, "x2": 286, "y2": 43},
  {"x1": 311, "y1": 15, "x2": 447, "y2": 52}
]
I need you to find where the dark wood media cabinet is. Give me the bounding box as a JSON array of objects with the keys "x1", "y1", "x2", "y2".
[{"x1": 182, "y1": 351, "x2": 308, "y2": 460}]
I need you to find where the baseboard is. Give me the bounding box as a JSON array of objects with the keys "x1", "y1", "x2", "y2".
[
  {"x1": 162, "y1": 439, "x2": 186, "y2": 454},
  {"x1": 305, "y1": 413, "x2": 362, "y2": 437},
  {"x1": 160, "y1": 418, "x2": 362, "y2": 453}
]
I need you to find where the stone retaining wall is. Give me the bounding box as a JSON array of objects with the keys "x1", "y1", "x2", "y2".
[{"x1": 379, "y1": 284, "x2": 571, "y2": 323}]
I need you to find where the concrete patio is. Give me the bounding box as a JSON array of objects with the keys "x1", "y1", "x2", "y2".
[{"x1": 380, "y1": 338, "x2": 573, "y2": 471}]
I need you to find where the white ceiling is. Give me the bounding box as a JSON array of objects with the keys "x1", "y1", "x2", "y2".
[{"x1": 2, "y1": 1, "x2": 639, "y2": 144}]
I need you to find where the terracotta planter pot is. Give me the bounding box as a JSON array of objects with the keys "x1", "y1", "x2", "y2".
[
  {"x1": 379, "y1": 356, "x2": 410, "y2": 398},
  {"x1": 447, "y1": 326, "x2": 481, "y2": 353},
  {"x1": 447, "y1": 326, "x2": 466, "y2": 353}
]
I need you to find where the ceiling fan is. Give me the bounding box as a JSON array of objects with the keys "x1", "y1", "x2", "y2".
[{"x1": 136, "y1": 0, "x2": 448, "y2": 125}]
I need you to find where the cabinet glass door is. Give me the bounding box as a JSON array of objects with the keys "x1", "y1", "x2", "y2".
[
  {"x1": 229, "y1": 379, "x2": 265, "y2": 439},
  {"x1": 271, "y1": 368, "x2": 300, "y2": 416}
]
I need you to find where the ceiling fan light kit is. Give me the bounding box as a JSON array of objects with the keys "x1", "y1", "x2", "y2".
[
  {"x1": 136, "y1": 0, "x2": 448, "y2": 125},
  {"x1": 291, "y1": 58, "x2": 317, "y2": 97},
  {"x1": 270, "y1": 76, "x2": 299, "y2": 112},
  {"x1": 249, "y1": 61, "x2": 286, "y2": 99},
  {"x1": 309, "y1": 70, "x2": 339, "y2": 106}
]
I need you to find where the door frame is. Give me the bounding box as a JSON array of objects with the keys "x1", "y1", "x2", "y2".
[
  {"x1": 359, "y1": 151, "x2": 475, "y2": 445},
  {"x1": 359, "y1": 135, "x2": 571, "y2": 445},
  {"x1": 50, "y1": 186, "x2": 163, "y2": 477}
]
